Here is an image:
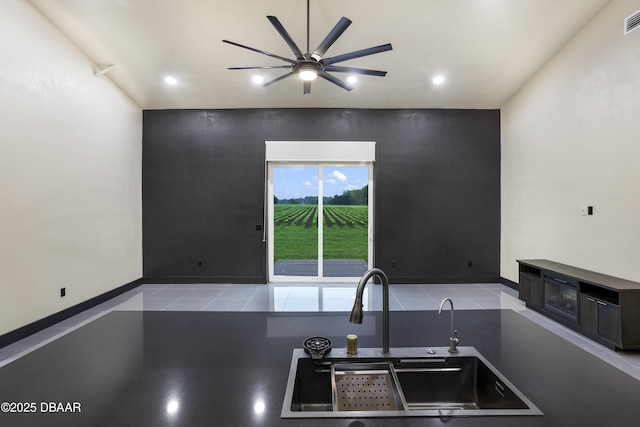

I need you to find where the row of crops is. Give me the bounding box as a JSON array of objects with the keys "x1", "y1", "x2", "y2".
[{"x1": 274, "y1": 205, "x2": 367, "y2": 228}]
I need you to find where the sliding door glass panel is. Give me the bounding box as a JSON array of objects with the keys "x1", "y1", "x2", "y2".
[
  {"x1": 273, "y1": 166, "x2": 318, "y2": 276},
  {"x1": 322, "y1": 166, "x2": 369, "y2": 277}
]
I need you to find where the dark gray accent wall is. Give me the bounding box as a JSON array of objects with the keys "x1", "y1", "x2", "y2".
[{"x1": 142, "y1": 109, "x2": 500, "y2": 284}]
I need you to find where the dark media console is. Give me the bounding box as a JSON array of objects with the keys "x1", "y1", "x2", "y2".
[{"x1": 518, "y1": 259, "x2": 640, "y2": 351}]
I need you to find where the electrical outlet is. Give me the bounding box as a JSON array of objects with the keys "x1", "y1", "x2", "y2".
[
  {"x1": 391, "y1": 261, "x2": 397, "y2": 268},
  {"x1": 60, "y1": 288, "x2": 66, "y2": 297}
]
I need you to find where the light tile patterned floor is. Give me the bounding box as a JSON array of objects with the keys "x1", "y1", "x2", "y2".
[{"x1": 2, "y1": 282, "x2": 640, "y2": 381}]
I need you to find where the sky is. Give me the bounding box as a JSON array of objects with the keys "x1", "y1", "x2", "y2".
[{"x1": 274, "y1": 166, "x2": 368, "y2": 199}]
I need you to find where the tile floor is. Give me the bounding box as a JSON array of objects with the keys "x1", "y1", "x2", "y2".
[{"x1": 2, "y1": 282, "x2": 640, "y2": 381}]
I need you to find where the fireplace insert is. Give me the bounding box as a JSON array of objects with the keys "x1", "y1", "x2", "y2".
[{"x1": 544, "y1": 274, "x2": 578, "y2": 322}]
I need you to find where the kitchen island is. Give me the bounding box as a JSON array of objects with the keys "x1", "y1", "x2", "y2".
[{"x1": 1, "y1": 309, "x2": 639, "y2": 426}]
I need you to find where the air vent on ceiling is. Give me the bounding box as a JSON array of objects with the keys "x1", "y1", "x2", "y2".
[{"x1": 624, "y1": 9, "x2": 640, "y2": 35}]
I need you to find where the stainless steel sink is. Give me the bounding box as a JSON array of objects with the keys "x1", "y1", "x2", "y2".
[{"x1": 281, "y1": 346, "x2": 543, "y2": 418}]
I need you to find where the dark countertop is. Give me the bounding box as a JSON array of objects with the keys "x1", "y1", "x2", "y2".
[{"x1": 1, "y1": 309, "x2": 639, "y2": 426}]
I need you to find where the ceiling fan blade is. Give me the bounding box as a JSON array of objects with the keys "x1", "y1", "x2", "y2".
[
  {"x1": 321, "y1": 43, "x2": 393, "y2": 66},
  {"x1": 222, "y1": 39, "x2": 296, "y2": 64},
  {"x1": 318, "y1": 71, "x2": 353, "y2": 91},
  {"x1": 262, "y1": 71, "x2": 297, "y2": 87},
  {"x1": 324, "y1": 65, "x2": 387, "y2": 77},
  {"x1": 228, "y1": 66, "x2": 293, "y2": 70},
  {"x1": 267, "y1": 16, "x2": 305, "y2": 61},
  {"x1": 303, "y1": 81, "x2": 311, "y2": 94},
  {"x1": 311, "y1": 17, "x2": 352, "y2": 60}
]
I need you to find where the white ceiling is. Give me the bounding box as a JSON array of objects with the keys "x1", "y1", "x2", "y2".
[{"x1": 28, "y1": 0, "x2": 612, "y2": 110}]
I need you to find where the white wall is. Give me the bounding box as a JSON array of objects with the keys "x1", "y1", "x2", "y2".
[
  {"x1": 501, "y1": 0, "x2": 640, "y2": 282},
  {"x1": 0, "y1": 0, "x2": 142, "y2": 336}
]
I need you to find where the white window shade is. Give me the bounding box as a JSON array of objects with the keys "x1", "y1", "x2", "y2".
[{"x1": 265, "y1": 141, "x2": 376, "y2": 162}]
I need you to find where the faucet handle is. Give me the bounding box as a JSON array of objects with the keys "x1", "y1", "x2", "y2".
[{"x1": 449, "y1": 329, "x2": 459, "y2": 354}]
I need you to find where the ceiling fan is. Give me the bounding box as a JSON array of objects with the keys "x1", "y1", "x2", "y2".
[{"x1": 222, "y1": 0, "x2": 393, "y2": 94}]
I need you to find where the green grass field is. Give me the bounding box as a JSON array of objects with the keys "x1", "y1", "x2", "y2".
[{"x1": 274, "y1": 205, "x2": 368, "y2": 261}]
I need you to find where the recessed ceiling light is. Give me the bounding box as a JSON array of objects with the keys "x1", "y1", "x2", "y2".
[
  {"x1": 347, "y1": 75, "x2": 358, "y2": 84},
  {"x1": 432, "y1": 75, "x2": 445, "y2": 85},
  {"x1": 252, "y1": 75, "x2": 264, "y2": 84},
  {"x1": 164, "y1": 76, "x2": 177, "y2": 85}
]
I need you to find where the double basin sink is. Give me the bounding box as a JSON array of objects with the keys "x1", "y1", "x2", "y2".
[{"x1": 281, "y1": 346, "x2": 542, "y2": 418}]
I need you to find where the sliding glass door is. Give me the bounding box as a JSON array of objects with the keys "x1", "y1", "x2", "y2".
[
  {"x1": 268, "y1": 163, "x2": 372, "y2": 281},
  {"x1": 272, "y1": 165, "x2": 319, "y2": 277},
  {"x1": 321, "y1": 166, "x2": 369, "y2": 277}
]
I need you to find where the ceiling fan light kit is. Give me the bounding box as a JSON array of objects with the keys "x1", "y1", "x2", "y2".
[
  {"x1": 222, "y1": 0, "x2": 392, "y2": 94},
  {"x1": 296, "y1": 62, "x2": 320, "y2": 81}
]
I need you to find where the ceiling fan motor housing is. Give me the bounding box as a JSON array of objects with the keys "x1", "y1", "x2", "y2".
[{"x1": 294, "y1": 60, "x2": 324, "y2": 74}]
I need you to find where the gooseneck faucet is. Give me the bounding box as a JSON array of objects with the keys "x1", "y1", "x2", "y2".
[
  {"x1": 349, "y1": 268, "x2": 390, "y2": 354},
  {"x1": 438, "y1": 298, "x2": 459, "y2": 354}
]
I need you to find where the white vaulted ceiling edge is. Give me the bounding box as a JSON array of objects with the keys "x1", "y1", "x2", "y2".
[{"x1": 27, "y1": 0, "x2": 612, "y2": 110}]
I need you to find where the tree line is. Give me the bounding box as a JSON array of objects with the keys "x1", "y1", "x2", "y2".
[{"x1": 275, "y1": 185, "x2": 368, "y2": 206}]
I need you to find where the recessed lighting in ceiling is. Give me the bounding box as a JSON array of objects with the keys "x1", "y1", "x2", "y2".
[
  {"x1": 347, "y1": 75, "x2": 358, "y2": 85},
  {"x1": 432, "y1": 75, "x2": 445, "y2": 85},
  {"x1": 252, "y1": 75, "x2": 264, "y2": 84},
  {"x1": 164, "y1": 76, "x2": 177, "y2": 85}
]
